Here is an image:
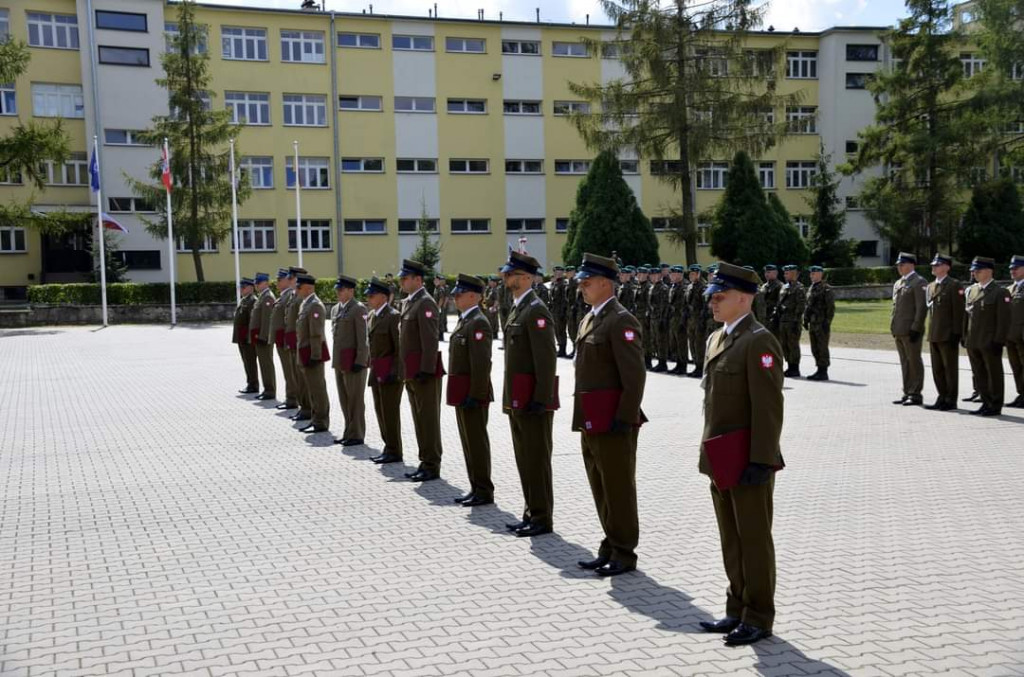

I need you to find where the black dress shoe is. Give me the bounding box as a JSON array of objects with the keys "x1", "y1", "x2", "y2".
[
  {"x1": 300, "y1": 425, "x2": 328, "y2": 433},
  {"x1": 577, "y1": 555, "x2": 610, "y2": 570},
  {"x1": 454, "y1": 493, "x2": 475, "y2": 504},
  {"x1": 1008, "y1": 396, "x2": 1024, "y2": 408},
  {"x1": 333, "y1": 438, "x2": 347, "y2": 445},
  {"x1": 981, "y1": 408, "x2": 1002, "y2": 417},
  {"x1": 687, "y1": 369, "x2": 703, "y2": 378},
  {"x1": 595, "y1": 561, "x2": 635, "y2": 576},
  {"x1": 892, "y1": 396, "x2": 908, "y2": 405},
  {"x1": 290, "y1": 412, "x2": 312, "y2": 421},
  {"x1": 903, "y1": 396, "x2": 923, "y2": 406},
  {"x1": 406, "y1": 469, "x2": 439, "y2": 482},
  {"x1": 924, "y1": 401, "x2": 943, "y2": 410},
  {"x1": 724, "y1": 623, "x2": 772, "y2": 646},
  {"x1": 515, "y1": 523, "x2": 553, "y2": 538},
  {"x1": 506, "y1": 520, "x2": 530, "y2": 532},
  {"x1": 963, "y1": 392, "x2": 980, "y2": 402},
  {"x1": 699, "y1": 616, "x2": 742, "y2": 633},
  {"x1": 341, "y1": 438, "x2": 364, "y2": 447},
  {"x1": 275, "y1": 403, "x2": 294, "y2": 410},
  {"x1": 970, "y1": 406, "x2": 989, "y2": 416},
  {"x1": 372, "y1": 453, "x2": 403, "y2": 464},
  {"x1": 239, "y1": 387, "x2": 258, "y2": 394},
  {"x1": 256, "y1": 393, "x2": 276, "y2": 401},
  {"x1": 938, "y1": 402, "x2": 957, "y2": 411},
  {"x1": 461, "y1": 496, "x2": 493, "y2": 507}
]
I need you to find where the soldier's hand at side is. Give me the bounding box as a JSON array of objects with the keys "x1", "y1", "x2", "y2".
[
  {"x1": 610, "y1": 419, "x2": 633, "y2": 434},
  {"x1": 909, "y1": 330, "x2": 922, "y2": 343},
  {"x1": 989, "y1": 341, "x2": 1004, "y2": 351},
  {"x1": 525, "y1": 401, "x2": 547, "y2": 414},
  {"x1": 461, "y1": 397, "x2": 479, "y2": 409},
  {"x1": 351, "y1": 363, "x2": 365, "y2": 373},
  {"x1": 739, "y1": 462, "x2": 774, "y2": 486},
  {"x1": 415, "y1": 371, "x2": 432, "y2": 382}
]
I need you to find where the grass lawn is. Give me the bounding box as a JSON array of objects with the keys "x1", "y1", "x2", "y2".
[{"x1": 831, "y1": 299, "x2": 892, "y2": 335}]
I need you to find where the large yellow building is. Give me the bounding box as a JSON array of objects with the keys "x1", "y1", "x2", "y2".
[{"x1": 0, "y1": 0, "x2": 897, "y2": 295}]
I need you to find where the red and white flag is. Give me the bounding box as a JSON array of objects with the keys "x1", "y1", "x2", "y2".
[{"x1": 161, "y1": 143, "x2": 173, "y2": 193}]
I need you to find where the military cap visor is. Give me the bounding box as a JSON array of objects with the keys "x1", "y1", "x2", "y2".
[
  {"x1": 334, "y1": 275, "x2": 358, "y2": 290},
  {"x1": 295, "y1": 273, "x2": 316, "y2": 286},
  {"x1": 254, "y1": 272, "x2": 270, "y2": 283},
  {"x1": 895, "y1": 252, "x2": 917, "y2": 264},
  {"x1": 500, "y1": 251, "x2": 541, "y2": 276},
  {"x1": 276, "y1": 268, "x2": 290, "y2": 279},
  {"x1": 1009, "y1": 255, "x2": 1024, "y2": 268},
  {"x1": 931, "y1": 254, "x2": 953, "y2": 267},
  {"x1": 782, "y1": 265, "x2": 799, "y2": 272},
  {"x1": 239, "y1": 278, "x2": 254, "y2": 287},
  {"x1": 670, "y1": 265, "x2": 685, "y2": 273},
  {"x1": 705, "y1": 262, "x2": 761, "y2": 296},
  {"x1": 287, "y1": 266, "x2": 308, "y2": 279},
  {"x1": 398, "y1": 260, "x2": 427, "y2": 278},
  {"x1": 763, "y1": 264, "x2": 778, "y2": 271},
  {"x1": 365, "y1": 277, "x2": 391, "y2": 296},
  {"x1": 970, "y1": 256, "x2": 995, "y2": 271},
  {"x1": 575, "y1": 254, "x2": 618, "y2": 281},
  {"x1": 688, "y1": 264, "x2": 702, "y2": 272},
  {"x1": 809, "y1": 266, "x2": 824, "y2": 273},
  {"x1": 453, "y1": 273, "x2": 485, "y2": 294}
]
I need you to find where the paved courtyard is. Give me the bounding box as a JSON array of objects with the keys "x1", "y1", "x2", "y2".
[{"x1": 1, "y1": 323, "x2": 1023, "y2": 677}]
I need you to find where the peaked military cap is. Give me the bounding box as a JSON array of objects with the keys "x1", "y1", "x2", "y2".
[
  {"x1": 453, "y1": 273, "x2": 485, "y2": 294},
  {"x1": 930, "y1": 254, "x2": 953, "y2": 267},
  {"x1": 365, "y1": 276, "x2": 391, "y2": 296},
  {"x1": 254, "y1": 272, "x2": 270, "y2": 283},
  {"x1": 763, "y1": 264, "x2": 778, "y2": 272},
  {"x1": 688, "y1": 264, "x2": 702, "y2": 273},
  {"x1": 398, "y1": 259, "x2": 427, "y2": 278},
  {"x1": 1009, "y1": 255, "x2": 1024, "y2": 269},
  {"x1": 706, "y1": 261, "x2": 761, "y2": 295},
  {"x1": 622, "y1": 265, "x2": 636, "y2": 273},
  {"x1": 809, "y1": 265, "x2": 824, "y2": 273},
  {"x1": 295, "y1": 273, "x2": 316, "y2": 286},
  {"x1": 334, "y1": 274, "x2": 358, "y2": 290},
  {"x1": 671, "y1": 265, "x2": 686, "y2": 273},
  {"x1": 970, "y1": 256, "x2": 995, "y2": 271},
  {"x1": 566, "y1": 266, "x2": 577, "y2": 272},
  {"x1": 276, "y1": 268, "x2": 290, "y2": 279},
  {"x1": 500, "y1": 250, "x2": 541, "y2": 276},
  {"x1": 896, "y1": 252, "x2": 917, "y2": 264},
  {"x1": 287, "y1": 266, "x2": 308, "y2": 278},
  {"x1": 782, "y1": 264, "x2": 799, "y2": 272},
  {"x1": 660, "y1": 262, "x2": 670, "y2": 268},
  {"x1": 575, "y1": 253, "x2": 619, "y2": 281},
  {"x1": 553, "y1": 265, "x2": 565, "y2": 272},
  {"x1": 239, "y1": 277, "x2": 254, "y2": 287}
]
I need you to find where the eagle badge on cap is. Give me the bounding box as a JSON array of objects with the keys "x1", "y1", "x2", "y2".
[
  {"x1": 536, "y1": 318, "x2": 546, "y2": 329},
  {"x1": 474, "y1": 331, "x2": 484, "y2": 341},
  {"x1": 760, "y1": 354, "x2": 774, "y2": 369},
  {"x1": 624, "y1": 329, "x2": 635, "y2": 342}
]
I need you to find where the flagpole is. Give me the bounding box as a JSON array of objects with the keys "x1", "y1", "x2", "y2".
[
  {"x1": 93, "y1": 135, "x2": 108, "y2": 328},
  {"x1": 230, "y1": 138, "x2": 241, "y2": 306},
  {"x1": 294, "y1": 139, "x2": 303, "y2": 267},
  {"x1": 164, "y1": 138, "x2": 177, "y2": 326}
]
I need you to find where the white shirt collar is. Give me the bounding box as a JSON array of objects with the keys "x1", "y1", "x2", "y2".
[
  {"x1": 902, "y1": 271, "x2": 915, "y2": 281},
  {"x1": 374, "y1": 303, "x2": 388, "y2": 316},
  {"x1": 513, "y1": 288, "x2": 532, "y2": 307},
  {"x1": 980, "y1": 278, "x2": 992, "y2": 289},
  {"x1": 725, "y1": 313, "x2": 750, "y2": 336},
  {"x1": 460, "y1": 305, "x2": 478, "y2": 320},
  {"x1": 590, "y1": 296, "x2": 614, "y2": 317},
  {"x1": 935, "y1": 275, "x2": 946, "y2": 284}
]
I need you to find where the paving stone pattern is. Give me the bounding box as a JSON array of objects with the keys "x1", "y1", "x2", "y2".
[{"x1": 1, "y1": 324, "x2": 1023, "y2": 677}]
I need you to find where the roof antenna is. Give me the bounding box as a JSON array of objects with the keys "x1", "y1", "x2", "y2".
[
  {"x1": 428, "y1": 8, "x2": 432, "y2": 17},
  {"x1": 586, "y1": 13, "x2": 590, "y2": 25},
  {"x1": 536, "y1": 7, "x2": 540, "y2": 22},
  {"x1": 434, "y1": 3, "x2": 438, "y2": 17},
  {"x1": 499, "y1": 11, "x2": 503, "y2": 20}
]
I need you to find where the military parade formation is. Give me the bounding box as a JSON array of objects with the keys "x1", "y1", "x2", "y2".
[{"x1": 230, "y1": 249, "x2": 1024, "y2": 647}]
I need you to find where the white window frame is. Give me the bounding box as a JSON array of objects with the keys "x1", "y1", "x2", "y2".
[
  {"x1": 651, "y1": 218, "x2": 672, "y2": 232},
  {"x1": 165, "y1": 22, "x2": 208, "y2": 54},
  {"x1": 27, "y1": 12, "x2": 79, "y2": 50},
  {"x1": 651, "y1": 160, "x2": 683, "y2": 176},
  {"x1": 0, "y1": 226, "x2": 27, "y2": 253},
  {"x1": 447, "y1": 98, "x2": 487, "y2": 114},
  {"x1": 845, "y1": 73, "x2": 871, "y2": 90},
  {"x1": 337, "y1": 32, "x2": 380, "y2": 49},
  {"x1": 232, "y1": 219, "x2": 276, "y2": 252},
  {"x1": 758, "y1": 161, "x2": 776, "y2": 190},
  {"x1": 450, "y1": 218, "x2": 490, "y2": 234},
  {"x1": 0, "y1": 82, "x2": 16, "y2": 116},
  {"x1": 343, "y1": 219, "x2": 387, "y2": 234},
  {"x1": 283, "y1": 94, "x2": 327, "y2": 127},
  {"x1": 225, "y1": 91, "x2": 270, "y2": 125},
  {"x1": 552, "y1": 41, "x2": 588, "y2": 57},
  {"x1": 696, "y1": 48, "x2": 729, "y2": 77},
  {"x1": 340, "y1": 157, "x2": 384, "y2": 173},
  {"x1": 553, "y1": 100, "x2": 590, "y2": 116},
  {"x1": 794, "y1": 216, "x2": 810, "y2": 238},
  {"x1": 288, "y1": 219, "x2": 331, "y2": 251},
  {"x1": 31, "y1": 83, "x2": 85, "y2": 118},
  {"x1": 696, "y1": 162, "x2": 729, "y2": 190},
  {"x1": 786, "y1": 51, "x2": 818, "y2": 79},
  {"x1": 449, "y1": 158, "x2": 489, "y2": 174},
  {"x1": 396, "y1": 158, "x2": 437, "y2": 174},
  {"x1": 392, "y1": 34, "x2": 433, "y2": 51},
  {"x1": 221, "y1": 26, "x2": 267, "y2": 61},
  {"x1": 619, "y1": 160, "x2": 639, "y2": 175},
  {"x1": 281, "y1": 30, "x2": 325, "y2": 64},
  {"x1": 286, "y1": 156, "x2": 330, "y2": 189},
  {"x1": 177, "y1": 235, "x2": 219, "y2": 253},
  {"x1": 109, "y1": 197, "x2": 156, "y2": 213},
  {"x1": 786, "y1": 106, "x2": 817, "y2": 134},
  {"x1": 0, "y1": 166, "x2": 23, "y2": 185},
  {"x1": 338, "y1": 95, "x2": 382, "y2": 111},
  {"x1": 42, "y1": 151, "x2": 89, "y2": 186},
  {"x1": 398, "y1": 219, "x2": 438, "y2": 233},
  {"x1": 961, "y1": 52, "x2": 985, "y2": 78},
  {"x1": 555, "y1": 218, "x2": 569, "y2": 233},
  {"x1": 785, "y1": 161, "x2": 817, "y2": 189},
  {"x1": 554, "y1": 160, "x2": 591, "y2": 175},
  {"x1": 697, "y1": 222, "x2": 711, "y2": 246},
  {"x1": 502, "y1": 40, "x2": 539, "y2": 55},
  {"x1": 506, "y1": 218, "x2": 545, "y2": 232},
  {"x1": 445, "y1": 37, "x2": 485, "y2": 53},
  {"x1": 503, "y1": 100, "x2": 542, "y2": 115},
  {"x1": 394, "y1": 96, "x2": 435, "y2": 113},
  {"x1": 240, "y1": 156, "x2": 274, "y2": 189},
  {"x1": 0, "y1": 10, "x2": 9, "y2": 41},
  {"x1": 505, "y1": 159, "x2": 543, "y2": 174}
]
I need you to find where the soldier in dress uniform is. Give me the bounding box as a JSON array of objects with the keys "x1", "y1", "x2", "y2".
[
  {"x1": 433, "y1": 274, "x2": 450, "y2": 341},
  {"x1": 330, "y1": 275, "x2": 369, "y2": 446},
  {"x1": 248, "y1": 272, "x2": 277, "y2": 400},
  {"x1": 963, "y1": 256, "x2": 1012, "y2": 416},
  {"x1": 285, "y1": 267, "x2": 312, "y2": 423},
  {"x1": 501, "y1": 250, "x2": 559, "y2": 538},
  {"x1": 384, "y1": 273, "x2": 401, "y2": 309},
  {"x1": 1005, "y1": 256, "x2": 1024, "y2": 408},
  {"x1": 398, "y1": 259, "x2": 445, "y2": 482},
  {"x1": 924, "y1": 254, "x2": 965, "y2": 411},
  {"x1": 295, "y1": 273, "x2": 330, "y2": 434},
  {"x1": 270, "y1": 269, "x2": 299, "y2": 410},
  {"x1": 365, "y1": 278, "x2": 404, "y2": 464},
  {"x1": 697, "y1": 262, "x2": 785, "y2": 647},
  {"x1": 668, "y1": 265, "x2": 689, "y2": 374},
  {"x1": 550, "y1": 266, "x2": 569, "y2": 357},
  {"x1": 775, "y1": 265, "x2": 806, "y2": 378},
  {"x1": 565, "y1": 266, "x2": 580, "y2": 357},
  {"x1": 890, "y1": 252, "x2": 928, "y2": 405},
  {"x1": 803, "y1": 266, "x2": 836, "y2": 382},
  {"x1": 447, "y1": 274, "x2": 495, "y2": 507},
  {"x1": 572, "y1": 253, "x2": 647, "y2": 577},
  {"x1": 760, "y1": 265, "x2": 783, "y2": 338},
  {"x1": 233, "y1": 277, "x2": 259, "y2": 394},
  {"x1": 684, "y1": 265, "x2": 707, "y2": 378}
]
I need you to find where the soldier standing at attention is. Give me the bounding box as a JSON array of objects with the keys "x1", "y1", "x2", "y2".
[
  {"x1": 233, "y1": 277, "x2": 259, "y2": 394},
  {"x1": 295, "y1": 273, "x2": 330, "y2": 434},
  {"x1": 550, "y1": 266, "x2": 569, "y2": 357},
  {"x1": 330, "y1": 275, "x2": 369, "y2": 447},
  {"x1": 634, "y1": 266, "x2": 652, "y2": 369},
  {"x1": 705, "y1": 265, "x2": 724, "y2": 334},
  {"x1": 501, "y1": 251, "x2": 559, "y2": 538},
  {"x1": 963, "y1": 256, "x2": 1012, "y2": 416},
  {"x1": 573, "y1": 253, "x2": 647, "y2": 577},
  {"x1": 668, "y1": 265, "x2": 689, "y2": 374},
  {"x1": 271, "y1": 269, "x2": 299, "y2": 411},
  {"x1": 803, "y1": 266, "x2": 836, "y2": 382},
  {"x1": 890, "y1": 252, "x2": 928, "y2": 405},
  {"x1": 617, "y1": 266, "x2": 636, "y2": 315},
  {"x1": 365, "y1": 278, "x2": 404, "y2": 464},
  {"x1": 447, "y1": 274, "x2": 495, "y2": 507},
  {"x1": 649, "y1": 267, "x2": 671, "y2": 372},
  {"x1": 775, "y1": 265, "x2": 807, "y2": 378},
  {"x1": 285, "y1": 267, "x2": 312, "y2": 423},
  {"x1": 565, "y1": 266, "x2": 580, "y2": 357},
  {"x1": 761, "y1": 265, "x2": 783, "y2": 338},
  {"x1": 748, "y1": 266, "x2": 767, "y2": 325},
  {"x1": 685, "y1": 265, "x2": 707, "y2": 378},
  {"x1": 483, "y1": 276, "x2": 501, "y2": 333},
  {"x1": 433, "y1": 274, "x2": 450, "y2": 341},
  {"x1": 532, "y1": 272, "x2": 550, "y2": 307},
  {"x1": 248, "y1": 272, "x2": 277, "y2": 401},
  {"x1": 497, "y1": 277, "x2": 513, "y2": 341},
  {"x1": 398, "y1": 259, "x2": 445, "y2": 482},
  {"x1": 924, "y1": 254, "x2": 965, "y2": 411},
  {"x1": 697, "y1": 262, "x2": 785, "y2": 647},
  {"x1": 1005, "y1": 256, "x2": 1024, "y2": 408}
]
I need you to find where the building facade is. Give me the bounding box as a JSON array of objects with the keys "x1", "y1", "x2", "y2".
[{"x1": 0, "y1": 0, "x2": 893, "y2": 294}]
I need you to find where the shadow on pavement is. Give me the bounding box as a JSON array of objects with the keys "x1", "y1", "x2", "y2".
[
  {"x1": 465, "y1": 502, "x2": 521, "y2": 535},
  {"x1": 799, "y1": 380, "x2": 866, "y2": 387},
  {"x1": 413, "y1": 475, "x2": 464, "y2": 506},
  {"x1": 751, "y1": 636, "x2": 849, "y2": 676},
  {"x1": 0, "y1": 329, "x2": 64, "y2": 337},
  {"x1": 304, "y1": 431, "x2": 334, "y2": 447},
  {"x1": 606, "y1": 571, "x2": 715, "y2": 632},
  {"x1": 339, "y1": 442, "x2": 377, "y2": 460},
  {"x1": 529, "y1": 532, "x2": 596, "y2": 578}
]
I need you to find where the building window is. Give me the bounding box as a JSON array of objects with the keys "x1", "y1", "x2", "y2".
[
  {"x1": 553, "y1": 100, "x2": 590, "y2": 116},
  {"x1": 650, "y1": 160, "x2": 683, "y2": 175},
  {"x1": 285, "y1": 156, "x2": 330, "y2": 189},
  {"x1": 857, "y1": 240, "x2": 879, "y2": 257},
  {"x1": 338, "y1": 95, "x2": 382, "y2": 111},
  {"x1": 0, "y1": 10, "x2": 9, "y2": 41},
  {"x1": 343, "y1": 219, "x2": 386, "y2": 234},
  {"x1": 696, "y1": 162, "x2": 729, "y2": 189},
  {"x1": 555, "y1": 218, "x2": 569, "y2": 233},
  {"x1": 786, "y1": 51, "x2": 817, "y2": 79},
  {"x1": 0, "y1": 166, "x2": 23, "y2": 184},
  {"x1": 222, "y1": 26, "x2": 267, "y2": 61},
  {"x1": 337, "y1": 32, "x2": 379, "y2": 49},
  {"x1": 447, "y1": 98, "x2": 486, "y2": 114},
  {"x1": 755, "y1": 107, "x2": 775, "y2": 125},
  {"x1": 696, "y1": 48, "x2": 729, "y2": 77},
  {"x1": 104, "y1": 129, "x2": 148, "y2": 146},
  {"x1": 341, "y1": 157, "x2": 384, "y2": 173},
  {"x1": 846, "y1": 44, "x2": 879, "y2": 61},
  {"x1": 240, "y1": 156, "x2": 274, "y2": 189},
  {"x1": 394, "y1": 96, "x2": 435, "y2": 112},
  {"x1": 697, "y1": 222, "x2": 710, "y2": 246},
  {"x1": 283, "y1": 94, "x2": 327, "y2": 126},
  {"x1": 445, "y1": 37, "x2": 485, "y2": 53},
  {"x1": 786, "y1": 161, "x2": 817, "y2": 189},
  {"x1": 651, "y1": 218, "x2": 672, "y2": 232},
  {"x1": 31, "y1": 84, "x2": 85, "y2": 118},
  {"x1": 619, "y1": 160, "x2": 639, "y2": 175},
  {"x1": 165, "y1": 22, "x2": 207, "y2": 54},
  {"x1": 845, "y1": 140, "x2": 859, "y2": 154},
  {"x1": 793, "y1": 216, "x2": 810, "y2": 238},
  {"x1": 0, "y1": 226, "x2": 27, "y2": 253},
  {"x1": 554, "y1": 160, "x2": 591, "y2": 175},
  {"x1": 281, "y1": 30, "x2": 325, "y2": 64},
  {"x1": 1, "y1": 82, "x2": 16, "y2": 116},
  {"x1": 1011, "y1": 63, "x2": 1023, "y2": 81},
  {"x1": 449, "y1": 159, "x2": 489, "y2": 174},
  {"x1": 961, "y1": 53, "x2": 985, "y2": 78},
  {"x1": 396, "y1": 158, "x2": 437, "y2": 173},
  {"x1": 552, "y1": 41, "x2": 588, "y2": 57},
  {"x1": 451, "y1": 218, "x2": 490, "y2": 233},
  {"x1": 786, "y1": 106, "x2": 817, "y2": 134},
  {"x1": 115, "y1": 250, "x2": 161, "y2": 269},
  {"x1": 225, "y1": 91, "x2": 270, "y2": 125},
  {"x1": 27, "y1": 12, "x2": 79, "y2": 50},
  {"x1": 846, "y1": 73, "x2": 871, "y2": 90},
  {"x1": 392, "y1": 34, "x2": 433, "y2": 51},
  {"x1": 503, "y1": 100, "x2": 541, "y2": 115},
  {"x1": 95, "y1": 10, "x2": 147, "y2": 32},
  {"x1": 505, "y1": 159, "x2": 543, "y2": 174},
  {"x1": 601, "y1": 43, "x2": 624, "y2": 59},
  {"x1": 42, "y1": 151, "x2": 89, "y2": 186},
  {"x1": 109, "y1": 197, "x2": 155, "y2": 213},
  {"x1": 232, "y1": 219, "x2": 276, "y2": 251},
  {"x1": 288, "y1": 219, "x2": 331, "y2": 250},
  {"x1": 177, "y1": 235, "x2": 219, "y2": 252},
  {"x1": 98, "y1": 45, "x2": 150, "y2": 67},
  {"x1": 506, "y1": 218, "x2": 544, "y2": 232},
  {"x1": 502, "y1": 40, "x2": 539, "y2": 55},
  {"x1": 758, "y1": 161, "x2": 775, "y2": 190},
  {"x1": 398, "y1": 219, "x2": 438, "y2": 233},
  {"x1": 1012, "y1": 167, "x2": 1024, "y2": 184}
]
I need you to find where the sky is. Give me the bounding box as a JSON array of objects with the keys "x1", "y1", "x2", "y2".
[{"x1": 204, "y1": 0, "x2": 907, "y2": 31}]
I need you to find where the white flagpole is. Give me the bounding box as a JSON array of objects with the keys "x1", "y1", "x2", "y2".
[
  {"x1": 93, "y1": 135, "x2": 108, "y2": 328},
  {"x1": 294, "y1": 140, "x2": 303, "y2": 267},
  {"x1": 164, "y1": 138, "x2": 177, "y2": 326},
  {"x1": 230, "y1": 138, "x2": 241, "y2": 305}
]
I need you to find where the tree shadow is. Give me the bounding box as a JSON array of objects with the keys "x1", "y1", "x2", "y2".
[
  {"x1": 606, "y1": 571, "x2": 715, "y2": 632},
  {"x1": 750, "y1": 636, "x2": 850, "y2": 676}
]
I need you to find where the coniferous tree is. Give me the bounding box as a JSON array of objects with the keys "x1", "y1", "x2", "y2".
[
  {"x1": 971, "y1": 0, "x2": 1024, "y2": 168},
  {"x1": 411, "y1": 200, "x2": 441, "y2": 277},
  {"x1": 767, "y1": 193, "x2": 809, "y2": 267},
  {"x1": 807, "y1": 144, "x2": 856, "y2": 267},
  {"x1": 957, "y1": 177, "x2": 1024, "y2": 261}
]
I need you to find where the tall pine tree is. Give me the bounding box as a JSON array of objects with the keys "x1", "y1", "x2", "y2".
[{"x1": 807, "y1": 144, "x2": 855, "y2": 267}]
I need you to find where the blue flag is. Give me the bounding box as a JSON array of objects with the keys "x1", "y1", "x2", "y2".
[{"x1": 88, "y1": 149, "x2": 100, "y2": 193}]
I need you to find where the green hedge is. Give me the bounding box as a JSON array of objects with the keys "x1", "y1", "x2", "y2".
[{"x1": 819, "y1": 264, "x2": 1007, "y2": 286}]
